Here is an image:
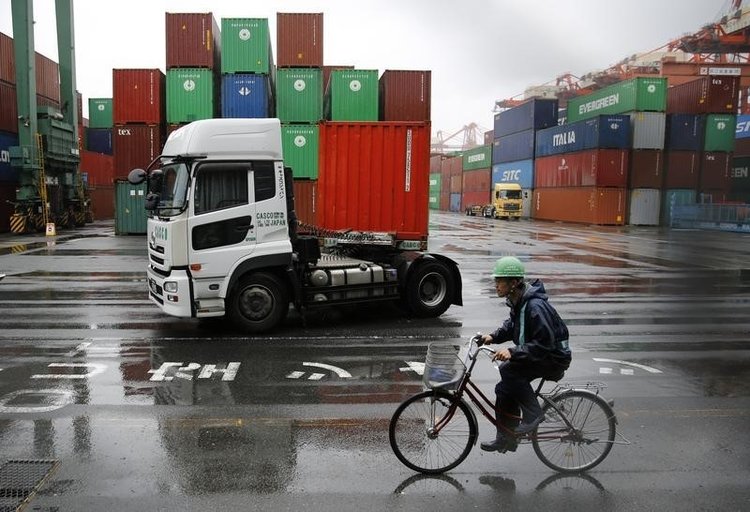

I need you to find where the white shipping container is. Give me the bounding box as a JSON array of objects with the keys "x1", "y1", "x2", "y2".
[
  {"x1": 628, "y1": 112, "x2": 666, "y2": 150},
  {"x1": 628, "y1": 188, "x2": 661, "y2": 225},
  {"x1": 522, "y1": 188, "x2": 534, "y2": 218}
]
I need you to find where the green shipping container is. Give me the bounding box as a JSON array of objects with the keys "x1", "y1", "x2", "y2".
[
  {"x1": 462, "y1": 144, "x2": 492, "y2": 171},
  {"x1": 221, "y1": 18, "x2": 274, "y2": 74},
  {"x1": 325, "y1": 69, "x2": 378, "y2": 121},
  {"x1": 166, "y1": 68, "x2": 216, "y2": 124},
  {"x1": 88, "y1": 98, "x2": 113, "y2": 128},
  {"x1": 704, "y1": 114, "x2": 736, "y2": 152},
  {"x1": 115, "y1": 181, "x2": 148, "y2": 235},
  {"x1": 276, "y1": 68, "x2": 323, "y2": 123},
  {"x1": 428, "y1": 192, "x2": 440, "y2": 210},
  {"x1": 281, "y1": 124, "x2": 319, "y2": 179},
  {"x1": 567, "y1": 77, "x2": 667, "y2": 123},
  {"x1": 429, "y1": 173, "x2": 442, "y2": 192}
]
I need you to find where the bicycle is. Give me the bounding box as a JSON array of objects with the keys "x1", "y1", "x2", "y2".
[{"x1": 389, "y1": 335, "x2": 628, "y2": 474}]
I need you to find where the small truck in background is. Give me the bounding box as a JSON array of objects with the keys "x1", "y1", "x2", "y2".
[{"x1": 486, "y1": 183, "x2": 523, "y2": 220}]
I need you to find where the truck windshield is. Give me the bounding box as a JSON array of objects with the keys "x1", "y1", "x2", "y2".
[
  {"x1": 156, "y1": 162, "x2": 190, "y2": 216},
  {"x1": 498, "y1": 190, "x2": 522, "y2": 200}
]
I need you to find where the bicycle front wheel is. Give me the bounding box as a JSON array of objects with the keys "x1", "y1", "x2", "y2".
[
  {"x1": 532, "y1": 390, "x2": 616, "y2": 473},
  {"x1": 389, "y1": 390, "x2": 477, "y2": 474}
]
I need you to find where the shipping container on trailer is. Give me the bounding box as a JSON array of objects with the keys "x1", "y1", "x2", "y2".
[
  {"x1": 275, "y1": 68, "x2": 323, "y2": 123},
  {"x1": 85, "y1": 128, "x2": 113, "y2": 155},
  {"x1": 317, "y1": 122, "x2": 430, "y2": 242},
  {"x1": 114, "y1": 181, "x2": 148, "y2": 235},
  {"x1": 325, "y1": 70, "x2": 379, "y2": 121},
  {"x1": 462, "y1": 191, "x2": 491, "y2": 211},
  {"x1": 113, "y1": 124, "x2": 163, "y2": 179},
  {"x1": 292, "y1": 179, "x2": 318, "y2": 226},
  {"x1": 0, "y1": 181, "x2": 15, "y2": 233},
  {"x1": 0, "y1": 131, "x2": 19, "y2": 182},
  {"x1": 165, "y1": 12, "x2": 221, "y2": 70},
  {"x1": 731, "y1": 156, "x2": 750, "y2": 192},
  {"x1": 628, "y1": 188, "x2": 661, "y2": 226},
  {"x1": 566, "y1": 77, "x2": 667, "y2": 123},
  {"x1": 534, "y1": 149, "x2": 629, "y2": 188},
  {"x1": 661, "y1": 189, "x2": 696, "y2": 226},
  {"x1": 379, "y1": 70, "x2": 431, "y2": 122},
  {"x1": 704, "y1": 114, "x2": 737, "y2": 152},
  {"x1": 535, "y1": 115, "x2": 631, "y2": 157},
  {"x1": 492, "y1": 129, "x2": 535, "y2": 164},
  {"x1": 449, "y1": 192, "x2": 461, "y2": 212},
  {"x1": 113, "y1": 69, "x2": 166, "y2": 125},
  {"x1": 79, "y1": 149, "x2": 115, "y2": 187},
  {"x1": 666, "y1": 114, "x2": 704, "y2": 151},
  {"x1": 666, "y1": 76, "x2": 739, "y2": 114},
  {"x1": 0, "y1": 82, "x2": 17, "y2": 133},
  {"x1": 664, "y1": 151, "x2": 701, "y2": 189},
  {"x1": 493, "y1": 98, "x2": 558, "y2": 138},
  {"x1": 627, "y1": 112, "x2": 666, "y2": 149},
  {"x1": 630, "y1": 149, "x2": 664, "y2": 189},
  {"x1": 88, "y1": 98, "x2": 113, "y2": 128},
  {"x1": 166, "y1": 68, "x2": 217, "y2": 123},
  {"x1": 533, "y1": 187, "x2": 627, "y2": 225},
  {"x1": 700, "y1": 151, "x2": 732, "y2": 191},
  {"x1": 462, "y1": 168, "x2": 491, "y2": 193},
  {"x1": 281, "y1": 124, "x2": 319, "y2": 179},
  {"x1": 462, "y1": 145, "x2": 492, "y2": 171},
  {"x1": 221, "y1": 74, "x2": 272, "y2": 118},
  {"x1": 221, "y1": 18, "x2": 274, "y2": 74},
  {"x1": 492, "y1": 159, "x2": 534, "y2": 189},
  {"x1": 276, "y1": 13, "x2": 324, "y2": 67}
]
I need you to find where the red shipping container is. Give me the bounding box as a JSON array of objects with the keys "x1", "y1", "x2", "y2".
[
  {"x1": 113, "y1": 69, "x2": 166, "y2": 125},
  {"x1": 165, "y1": 13, "x2": 221, "y2": 69},
  {"x1": 430, "y1": 154, "x2": 445, "y2": 173},
  {"x1": 700, "y1": 152, "x2": 732, "y2": 191},
  {"x1": 667, "y1": 76, "x2": 738, "y2": 114},
  {"x1": 292, "y1": 179, "x2": 318, "y2": 227},
  {"x1": 79, "y1": 150, "x2": 115, "y2": 186},
  {"x1": 630, "y1": 149, "x2": 664, "y2": 189},
  {"x1": 439, "y1": 191, "x2": 449, "y2": 211},
  {"x1": 318, "y1": 122, "x2": 430, "y2": 242},
  {"x1": 533, "y1": 187, "x2": 627, "y2": 225},
  {"x1": 379, "y1": 70, "x2": 432, "y2": 122},
  {"x1": 0, "y1": 32, "x2": 13, "y2": 84},
  {"x1": 734, "y1": 138, "x2": 750, "y2": 157},
  {"x1": 462, "y1": 191, "x2": 490, "y2": 211},
  {"x1": 277, "y1": 13, "x2": 324, "y2": 68},
  {"x1": 0, "y1": 82, "x2": 17, "y2": 133},
  {"x1": 462, "y1": 168, "x2": 491, "y2": 193},
  {"x1": 113, "y1": 124, "x2": 164, "y2": 178},
  {"x1": 35, "y1": 52, "x2": 60, "y2": 103},
  {"x1": 88, "y1": 185, "x2": 115, "y2": 220},
  {"x1": 664, "y1": 151, "x2": 700, "y2": 189},
  {"x1": 534, "y1": 149, "x2": 628, "y2": 188},
  {"x1": 449, "y1": 175, "x2": 462, "y2": 194}
]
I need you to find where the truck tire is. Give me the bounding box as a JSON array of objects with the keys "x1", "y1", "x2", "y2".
[
  {"x1": 228, "y1": 272, "x2": 289, "y2": 333},
  {"x1": 406, "y1": 260, "x2": 454, "y2": 318}
]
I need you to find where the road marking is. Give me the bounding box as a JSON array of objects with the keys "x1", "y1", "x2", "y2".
[
  {"x1": 0, "y1": 389, "x2": 74, "y2": 413},
  {"x1": 400, "y1": 362, "x2": 425, "y2": 376},
  {"x1": 31, "y1": 363, "x2": 107, "y2": 380},
  {"x1": 66, "y1": 342, "x2": 91, "y2": 357},
  {"x1": 593, "y1": 358, "x2": 662, "y2": 374},
  {"x1": 286, "y1": 371, "x2": 305, "y2": 379},
  {"x1": 302, "y1": 362, "x2": 352, "y2": 378}
]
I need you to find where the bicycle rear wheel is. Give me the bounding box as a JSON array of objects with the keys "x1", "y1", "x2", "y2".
[
  {"x1": 532, "y1": 390, "x2": 616, "y2": 473},
  {"x1": 389, "y1": 390, "x2": 477, "y2": 474}
]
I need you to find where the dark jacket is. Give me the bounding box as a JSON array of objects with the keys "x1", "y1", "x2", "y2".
[{"x1": 489, "y1": 279, "x2": 571, "y2": 367}]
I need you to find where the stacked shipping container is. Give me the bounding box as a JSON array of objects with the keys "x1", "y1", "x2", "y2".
[
  {"x1": 461, "y1": 145, "x2": 492, "y2": 211},
  {"x1": 732, "y1": 114, "x2": 750, "y2": 203}
]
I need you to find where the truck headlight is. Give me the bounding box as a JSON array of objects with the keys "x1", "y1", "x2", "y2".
[{"x1": 164, "y1": 281, "x2": 178, "y2": 293}]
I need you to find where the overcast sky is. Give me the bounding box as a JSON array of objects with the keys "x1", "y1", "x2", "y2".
[{"x1": 0, "y1": 0, "x2": 732, "y2": 143}]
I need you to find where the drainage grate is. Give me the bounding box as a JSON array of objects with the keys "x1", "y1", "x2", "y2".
[{"x1": 0, "y1": 459, "x2": 59, "y2": 512}]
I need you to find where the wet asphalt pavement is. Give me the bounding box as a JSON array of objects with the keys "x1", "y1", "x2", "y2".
[{"x1": 0, "y1": 212, "x2": 749, "y2": 511}]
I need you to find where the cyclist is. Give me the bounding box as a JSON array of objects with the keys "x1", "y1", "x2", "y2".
[{"x1": 478, "y1": 256, "x2": 571, "y2": 453}]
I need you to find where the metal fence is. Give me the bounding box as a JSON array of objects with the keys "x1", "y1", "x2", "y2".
[{"x1": 671, "y1": 203, "x2": 750, "y2": 233}]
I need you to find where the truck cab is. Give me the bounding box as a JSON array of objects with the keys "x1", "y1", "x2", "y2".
[{"x1": 489, "y1": 183, "x2": 523, "y2": 220}]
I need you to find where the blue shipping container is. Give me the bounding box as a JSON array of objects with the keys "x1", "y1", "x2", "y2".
[
  {"x1": 450, "y1": 193, "x2": 462, "y2": 212},
  {"x1": 492, "y1": 129, "x2": 535, "y2": 164},
  {"x1": 736, "y1": 114, "x2": 750, "y2": 139},
  {"x1": 221, "y1": 74, "x2": 272, "y2": 118},
  {"x1": 0, "y1": 131, "x2": 19, "y2": 182},
  {"x1": 667, "y1": 114, "x2": 704, "y2": 151},
  {"x1": 493, "y1": 98, "x2": 558, "y2": 138},
  {"x1": 535, "y1": 115, "x2": 631, "y2": 157},
  {"x1": 86, "y1": 128, "x2": 113, "y2": 155},
  {"x1": 492, "y1": 159, "x2": 534, "y2": 189}
]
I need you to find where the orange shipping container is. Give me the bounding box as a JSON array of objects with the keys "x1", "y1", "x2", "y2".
[
  {"x1": 88, "y1": 185, "x2": 115, "y2": 220},
  {"x1": 534, "y1": 187, "x2": 627, "y2": 225},
  {"x1": 79, "y1": 150, "x2": 115, "y2": 186},
  {"x1": 292, "y1": 179, "x2": 318, "y2": 227},
  {"x1": 318, "y1": 122, "x2": 430, "y2": 242}
]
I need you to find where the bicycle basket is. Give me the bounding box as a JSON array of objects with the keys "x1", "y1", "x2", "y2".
[{"x1": 422, "y1": 343, "x2": 466, "y2": 390}]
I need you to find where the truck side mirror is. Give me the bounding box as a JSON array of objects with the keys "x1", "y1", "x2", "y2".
[
  {"x1": 128, "y1": 168, "x2": 147, "y2": 185},
  {"x1": 148, "y1": 169, "x2": 164, "y2": 195}
]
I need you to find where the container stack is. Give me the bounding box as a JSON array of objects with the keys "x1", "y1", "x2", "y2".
[
  {"x1": 165, "y1": 12, "x2": 221, "y2": 133},
  {"x1": 428, "y1": 155, "x2": 445, "y2": 211},
  {"x1": 461, "y1": 145, "x2": 492, "y2": 211},
  {"x1": 492, "y1": 98, "x2": 558, "y2": 218},
  {"x1": 731, "y1": 114, "x2": 750, "y2": 203},
  {"x1": 440, "y1": 155, "x2": 463, "y2": 212},
  {"x1": 379, "y1": 70, "x2": 431, "y2": 122},
  {"x1": 564, "y1": 77, "x2": 667, "y2": 225},
  {"x1": 664, "y1": 76, "x2": 738, "y2": 223},
  {"x1": 86, "y1": 98, "x2": 113, "y2": 155}
]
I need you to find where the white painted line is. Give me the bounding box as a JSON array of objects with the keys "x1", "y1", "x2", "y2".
[
  {"x1": 286, "y1": 371, "x2": 305, "y2": 380},
  {"x1": 620, "y1": 368, "x2": 635, "y2": 376},
  {"x1": 599, "y1": 367, "x2": 613, "y2": 374},
  {"x1": 307, "y1": 373, "x2": 325, "y2": 381},
  {"x1": 593, "y1": 358, "x2": 662, "y2": 374},
  {"x1": 66, "y1": 342, "x2": 91, "y2": 357},
  {"x1": 31, "y1": 363, "x2": 107, "y2": 380},
  {"x1": 0, "y1": 389, "x2": 74, "y2": 413},
  {"x1": 302, "y1": 362, "x2": 352, "y2": 378},
  {"x1": 400, "y1": 362, "x2": 425, "y2": 376}
]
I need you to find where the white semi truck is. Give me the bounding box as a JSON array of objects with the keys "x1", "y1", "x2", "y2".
[{"x1": 128, "y1": 118, "x2": 462, "y2": 333}]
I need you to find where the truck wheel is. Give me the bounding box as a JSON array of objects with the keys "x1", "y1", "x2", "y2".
[
  {"x1": 406, "y1": 261, "x2": 454, "y2": 318},
  {"x1": 228, "y1": 272, "x2": 289, "y2": 333}
]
